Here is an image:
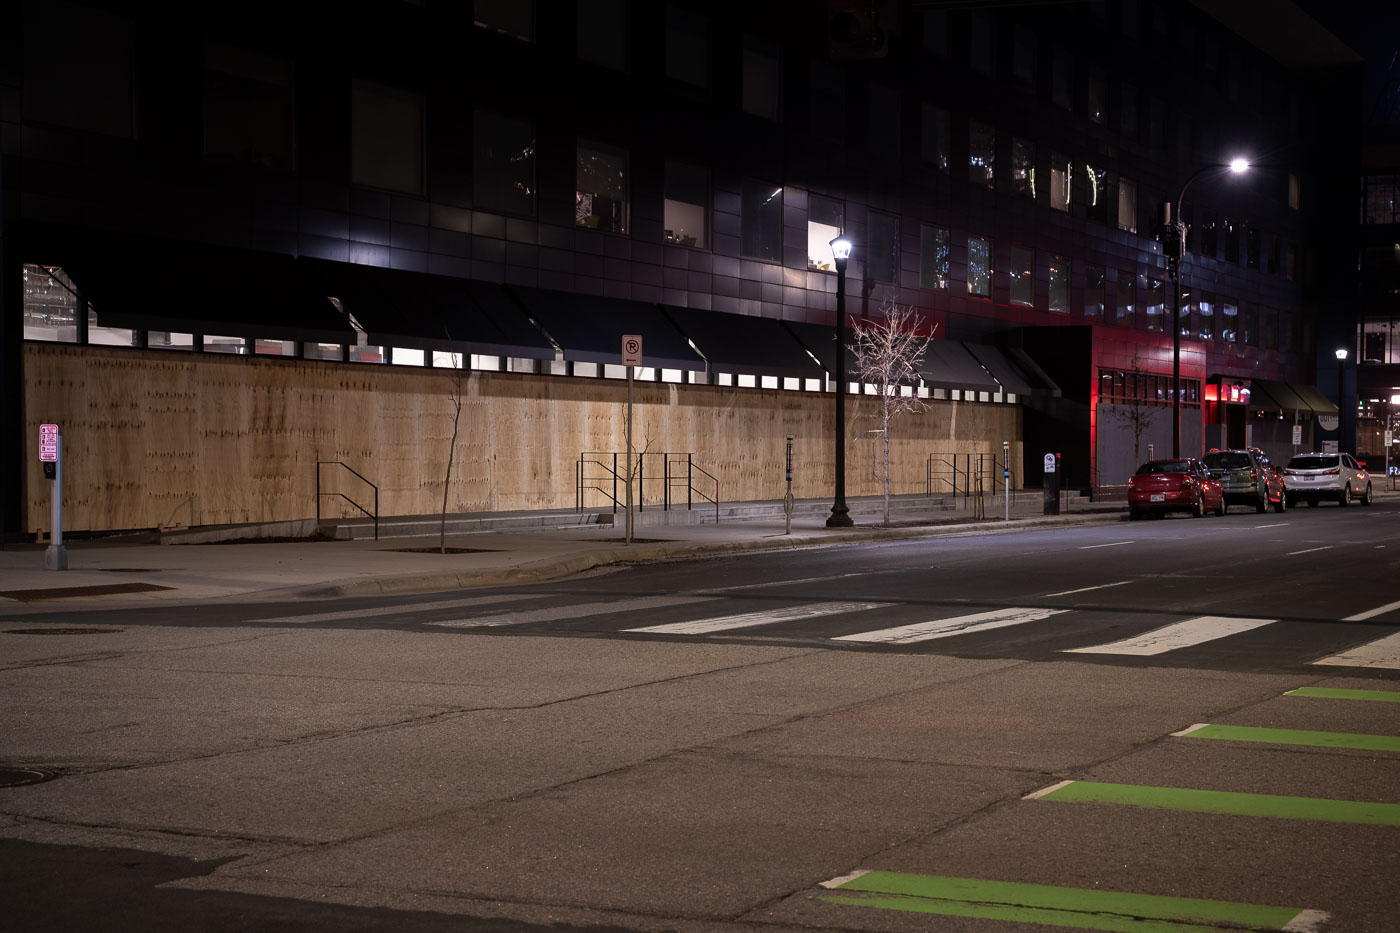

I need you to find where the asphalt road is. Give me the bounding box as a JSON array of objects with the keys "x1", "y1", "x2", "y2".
[{"x1": 2, "y1": 503, "x2": 1398, "y2": 932}]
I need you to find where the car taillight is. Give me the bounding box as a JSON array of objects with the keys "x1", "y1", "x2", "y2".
[{"x1": 1323, "y1": 468, "x2": 1340, "y2": 475}]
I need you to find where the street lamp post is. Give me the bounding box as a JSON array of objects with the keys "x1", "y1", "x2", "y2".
[
  {"x1": 827, "y1": 236, "x2": 854, "y2": 528},
  {"x1": 1335, "y1": 347, "x2": 1348, "y2": 449},
  {"x1": 1162, "y1": 158, "x2": 1250, "y2": 458}
]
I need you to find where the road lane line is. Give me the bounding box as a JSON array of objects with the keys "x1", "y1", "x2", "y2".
[
  {"x1": 1028, "y1": 780, "x2": 1400, "y2": 825},
  {"x1": 1343, "y1": 598, "x2": 1400, "y2": 621},
  {"x1": 818, "y1": 871, "x2": 1325, "y2": 932},
  {"x1": 250, "y1": 592, "x2": 539, "y2": 624},
  {"x1": 1064, "y1": 616, "x2": 1273, "y2": 656},
  {"x1": 1286, "y1": 546, "x2": 1333, "y2": 556},
  {"x1": 1311, "y1": 630, "x2": 1400, "y2": 669},
  {"x1": 1174, "y1": 723, "x2": 1400, "y2": 752},
  {"x1": 625, "y1": 601, "x2": 888, "y2": 635},
  {"x1": 431, "y1": 595, "x2": 723, "y2": 628},
  {"x1": 1079, "y1": 541, "x2": 1133, "y2": 549},
  {"x1": 1040, "y1": 581, "x2": 1132, "y2": 598},
  {"x1": 1254, "y1": 523, "x2": 1290, "y2": 529},
  {"x1": 835, "y1": 607, "x2": 1066, "y2": 645},
  {"x1": 1287, "y1": 687, "x2": 1400, "y2": 703}
]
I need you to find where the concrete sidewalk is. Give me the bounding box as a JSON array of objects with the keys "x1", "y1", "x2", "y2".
[{"x1": 0, "y1": 495, "x2": 1126, "y2": 611}]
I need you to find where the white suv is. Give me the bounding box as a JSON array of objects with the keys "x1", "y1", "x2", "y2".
[{"x1": 1283, "y1": 452, "x2": 1372, "y2": 507}]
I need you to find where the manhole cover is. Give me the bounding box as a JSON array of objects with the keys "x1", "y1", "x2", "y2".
[
  {"x1": 0, "y1": 768, "x2": 57, "y2": 788},
  {"x1": 3, "y1": 628, "x2": 124, "y2": 636}
]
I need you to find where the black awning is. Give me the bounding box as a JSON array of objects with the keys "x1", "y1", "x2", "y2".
[
  {"x1": 466, "y1": 281, "x2": 558, "y2": 359},
  {"x1": 962, "y1": 343, "x2": 1059, "y2": 396},
  {"x1": 1248, "y1": 379, "x2": 1308, "y2": 413},
  {"x1": 297, "y1": 259, "x2": 554, "y2": 359},
  {"x1": 781, "y1": 320, "x2": 855, "y2": 376},
  {"x1": 507, "y1": 286, "x2": 704, "y2": 370},
  {"x1": 1289, "y1": 383, "x2": 1339, "y2": 416},
  {"x1": 54, "y1": 235, "x2": 353, "y2": 344},
  {"x1": 920, "y1": 340, "x2": 1002, "y2": 393},
  {"x1": 662, "y1": 307, "x2": 824, "y2": 380}
]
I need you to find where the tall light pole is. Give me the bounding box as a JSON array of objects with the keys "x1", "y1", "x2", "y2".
[
  {"x1": 1336, "y1": 347, "x2": 1348, "y2": 448},
  {"x1": 827, "y1": 235, "x2": 854, "y2": 528},
  {"x1": 1162, "y1": 157, "x2": 1250, "y2": 457}
]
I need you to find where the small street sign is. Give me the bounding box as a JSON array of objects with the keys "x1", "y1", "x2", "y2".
[
  {"x1": 1292, "y1": 424, "x2": 1303, "y2": 446},
  {"x1": 39, "y1": 423, "x2": 58, "y2": 462},
  {"x1": 1043, "y1": 453, "x2": 1056, "y2": 474},
  {"x1": 621, "y1": 335, "x2": 643, "y2": 366}
]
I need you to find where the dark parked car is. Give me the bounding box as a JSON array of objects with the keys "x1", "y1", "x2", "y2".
[
  {"x1": 1128, "y1": 458, "x2": 1224, "y2": 520},
  {"x1": 1201, "y1": 448, "x2": 1286, "y2": 513}
]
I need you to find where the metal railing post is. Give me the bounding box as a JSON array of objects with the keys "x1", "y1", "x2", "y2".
[
  {"x1": 374, "y1": 486, "x2": 379, "y2": 540},
  {"x1": 612, "y1": 453, "x2": 618, "y2": 515},
  {"x1": 638, "y1": 452, "x2": 644, "y2": 511},
  {"x1": 316, "y1": 462, "x2": 321, "y2": 525},
  {"x1": 688, "y1": 454, "x2": 693, "y2": 510}
]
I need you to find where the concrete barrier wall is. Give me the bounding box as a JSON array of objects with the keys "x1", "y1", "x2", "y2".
[{"x1": 22, "y1": 344, "x2": 1023, "y2": 533}]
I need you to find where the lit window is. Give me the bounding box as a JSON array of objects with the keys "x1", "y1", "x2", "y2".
[
  {"x1": 919, "y1": 224, "x2": 949, "y2": 290},
  {"x1": 969, "y1": 120, "x2": 995, "y2": 189},
  {"x1": 1221, "y1": 300, "x2": 1238, "y2": 342},
  {"x1": 1084, "y1": 164, "x2": 1108, "y2": 223},
  {"x1": 1144, "y1": 277, "x2": 1164, "y2": 331},
  {"x1": 968, "y1": 236, "x2": 992, "y2": 298},
  {"x1": 664, "y1": 159, "x2": 708, "y2": 248},
  {"x1": 576, "y1": 142, "x2": 629, "y2": 234},
  {"x1": 1012, "y1": 137, "x2": 1035, "y2": 198},
  {"x1": 474, "y1": 111, "x2": 536, "y2": 216},
  {"x1": 1118, "y1": 178, "x2": 1137, "y2": 233},
  {"x1": 1050, "y1": 154, "x2": 1072, "y2": 212},
  {"x1": 22, "y1": 264, "x2": 80, "y2": 343},
  {"x1": 1288, "y1": 173, "x2": 1300, "y2": 210},
  {"x1": 807, "y1": 196, "x2": 844, "y2": 271}
]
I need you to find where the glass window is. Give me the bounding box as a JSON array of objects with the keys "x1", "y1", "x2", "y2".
[
  {"x1": 969, "y1": 120, "x2": 995, "y2": 189},
  {"x1": 1013, "y1": 27, "x2": 1036, "y2": 84},
  {"x1": 664, "y1": 159, "x2": 707, "y2": 248},
  {"x1": 1268, "y1": 235, "x2": 1280, "y2": 274},
  {"x1": 1197, "y1": 292, "x2": 1215, "y2": 340},
  {"x1": 1117, "y1": 272, "x2": 1135, "y2": 327},
  {"x1": 1288, "y1": 172, "x2": 1300, "y2": 209},
  {"x1": 303, "y1": 343, "x2": 343, "y2": 361},
  {"x1": 1010, "y1": 246, "x2": 1034, "y2": 306},
  {"x1": 968, "y1": 236, "x2": 992, "y2": 298},
  {"x1": 919, "y1": 224, "x2": 950, "y2": 290},
  {"x1": 1084, "y1": 164, "x2": 1108, "y2": 223},
  {"x1": 1085, "y1": 264, "x2": 1105, "y2": 317},
  {"x1": 474, "y1": 111, "x2": 535, "y2": 216},
  {"x1": 1117, "y1": 178, "x2": 1137, "y2": 232},
  {"x1": 1049, "y1": 153, "x2": 1071, "y2": 212},
  {"x1": 1263, "y1": 306, "x2": 1279, "y2": 349},
  {"x1": 1285, "y1": 244, "x2": 1296, "y2": 281},
  {"x1": 921, "y1": 103, "x2": 949, "y2": 171},
  {"x1": 148, "y1": 331, "x2": 196, "y2": 350},
  {"x1": 1049, "y1": 257, "x2": 1070, "y2": 314},
  {"x1": 742, "y1": 37, "x2": 781, "y2": 120},
  {"x1": 205, "y1": 335, "x2": 248, "y2": 354},
  {"x1": 665, "y1": 4, "x2": 707, "y2": 87},
  {"x1": 1087, "y1": 69, "x2": 1106, "y2": 124},
  {"x1": 1144, "y1": 277, "x2": 1164, "y2": 331},
  {"x1": 203, "y1": 43, "x2": 294, "y2": 171},
  {"x1": 868, "y1": 212, "x2": 899, "y2": 283},
  {"x1": 351, "y1": 80, "x2": 424, "y2": 194},
  {"x1": 1052, "y1": 48, "x2": 1072, "y2": 109},
  {"x1": 577, "y1": 0, "x2": 627, "y2": 70},
  {"x1": 1242, "y1": 302, "x2": 1259, "y2": 346},
  {"x1": 1120, "y1": 82, "x2": 1137, "y2": 137},
  {"x1": 22, "y1": 0, "x2": 134, "y2": 138},
  {"x1": 1223, "y1": 220, "x2": 1239, "y2": 263},
  {"x1": 1012, "y1": 137, "x2": 1035, "y2": 198},
  {"x1": 22, "y1": 264, "x2": 80, "y2": 342},
  {"x1": 87, "y1": 305, "x2": 135, "y2": 347},
  {"x1": 1221, "y1": 299, "x2": 1238, "y2": 342},
  {"x1": 810, "y1": 62, "x2": 844, "y2": 143},
  {"x1": 576, "y1": 142, "x2": 629, "y2": 234},
  {"x1": 1246, "y1": 225, "x2": 1260, "y2": 269},
  {"x1": 969, "y1": 11, "x2": 995, "y2": 76},
  {"x1": 1177, "y1": 287, "x2": 1191, "y2": 337},
  {"x1": 868, "y1": 83, "x2": 900, "y2": 161},
  {"x1": 474, "y1": 0, "x2": 533, "y2": 40},
  {"x1": 922, "y1": 10, "x2": 948, "y2": 57},
  {"x1": 254, "y1": 339, "x2": 297, "y2": 357},
  {"x1": 1200, "y1": 219, "x2": 1217, "y2": 258},
  {"x1": 807, "y1": 196, "x2": 844, "y2": 271},
  {"x1": 741, "y1": 179, "x2": 782, "y2": 261}
]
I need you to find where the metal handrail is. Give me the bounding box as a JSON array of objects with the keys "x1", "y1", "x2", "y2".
[
  {"x1": 926, "y1": 453, "x2": 1015, "y2": 499},
  {"x1": 579, "y1": 451, "x2": 720, "y2": 523},
  {"x1": 316, "y1": 461, "x2": 379, "y2": 540}
]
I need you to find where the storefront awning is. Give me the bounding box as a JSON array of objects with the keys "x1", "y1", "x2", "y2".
[
  {"x1": 920, "y1": 340, "x2": 1003, "y2": 393},
  {"x1": 662, "y1": 307, "x2": 824, "y2": 380},
  {"x1": 297, "y1": 259, "x2": 554, "y2": 359},
  {"x1": 1248, "y1": 379, "x2": 1338, "y2": 416},
  {"x1": 963, "y1": 344, "x2": 1060, "y2": 397},
  {"x1": 506, "y1": 286, "x2": 705, "y2": 371}
]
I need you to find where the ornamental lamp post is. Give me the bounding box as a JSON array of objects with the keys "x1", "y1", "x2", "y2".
[
  {"x1": 827, "y1": 235, "x2": 854, "y2": 528},
  {"x1": 1161, "y1": 158, "x2": 1250, "y2": 458},
  {"x1": 1336, "y1": 347, "x2": 1348, "y2": 446}
]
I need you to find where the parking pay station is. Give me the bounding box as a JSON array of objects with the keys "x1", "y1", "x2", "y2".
[{"x1": 1042, "y1": 452, "x2": 1061, "y2": 515}]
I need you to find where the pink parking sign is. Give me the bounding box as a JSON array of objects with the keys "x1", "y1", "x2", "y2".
[{"x1": 39, "y1": 423, "x2": 58, "y2": 462}]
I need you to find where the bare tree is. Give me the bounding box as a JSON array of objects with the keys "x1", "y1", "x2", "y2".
[
  {"x1": 1101, "y1": 346, "x2": 1153, "y2": 472},
  {"x1": 849, "y1": 298, "x2": 936, "y2": 525}
]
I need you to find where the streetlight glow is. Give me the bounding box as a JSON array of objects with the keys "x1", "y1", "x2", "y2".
[
  {"x1": 1229, "y1": 158, "x2": 1251, "y2": 174},
  {"x1": 1336, "y1": 348, "x2": 1349, "y2": 361},
  {"x1": 830, "y1": 236, "x2": 853, "y2": 262}
]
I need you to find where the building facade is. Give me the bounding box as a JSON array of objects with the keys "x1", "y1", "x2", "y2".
[{"x1": 0, "y1": 0, "x2": 1363, "y2": 538}]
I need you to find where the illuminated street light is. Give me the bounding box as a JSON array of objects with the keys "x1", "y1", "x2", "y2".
[
  {"x1": 1161, "y1": 158, "x2": 1252, "y2": 457},
  {"x1": 827, "y1": 236, "x2": 854, "y2": 527}
]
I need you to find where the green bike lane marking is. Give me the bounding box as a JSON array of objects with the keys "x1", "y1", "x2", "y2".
[
  {"x1": 1172, "y1": 723, "x2": 1400, "y2": 752},
  {"x1": 819, "y1": 871, "x2": 1329, "y2": 933},
  {"x1": 1024, "y1": 780, "x2": 1400, "y2": 826},
  {"x1": 1285, "y1": 686, "x2": 1400, "y2": 703}
]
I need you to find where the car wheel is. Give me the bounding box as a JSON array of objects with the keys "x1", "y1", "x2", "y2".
[
  {"x1": 1193, "y1": 494, "x2": 1206, "y2": 518},
  {"x1": 1362, "y1": 483, "x2": 1373, "y2": 505},
  {"x1": 1255, "y1": 491, "x2": 1268, "y2": 513},
  {"x1": 1213, "y1": 498, "x2": 1225, "y2": 517},
  {"x1": 1339, "y1": 484, "x2": 1351, "y2": 507},
  {"x1": 1274, "y1": 489, "x2": 1286, "y2": 513}
]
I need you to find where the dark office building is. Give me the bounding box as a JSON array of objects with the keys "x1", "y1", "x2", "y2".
[{"x1": 1, "y1": 0, "x2": 1365, "y2": 539}]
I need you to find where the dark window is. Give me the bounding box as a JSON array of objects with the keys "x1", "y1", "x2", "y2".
[
  {"x1": 868, "y1": 212, "x2": 899, "y2": 283},
  {"x1": 576, "y1": 142, "x2": 629, "y2": 234},
  {"x1": 1010, "y1": 246, "x2": 1034, "y2": 306},
  {"x1": 1223, "y1": 221, "x2": 1239, "y2": 263},
  {"x1": 1120, "y1": 82, "x2": 1137, "y2": 137},
  {"x1": 1263, "y1": 306, "x2": 1278, "y2": 349},
  {"x1": 741, "y1": 179, "x2": 782, "y2": 261},
  {"x1": 1013, "y1": 28, "x2": 1036, "y2": 85},
  {"x1": 921, "y1": 104, "x2": 949, "y2": 171},
  {"x1": 1242, "y1": 302, "x2": 1259, "y2": 346},
  {"x1": 1246, "y1": 225, "x2": 1260, "y2": 269},
  {"x1": 1117, "y1": 272, "x2": 1135, "y2": 327},
  {"x1": 1049, "y1": 257, "x2": 1070, "y2": 314},
  {"x1": 1144, "y1": 277, "x2": 1164, "y2": 331},
  {"x1": 868, "y1": 83, "x2": 900, "y2": 162},
  {"x1": 919, "y1": 224, "x2": 950, "y2": 290},
  {"x1": 23, "y1": 0, "x2": 134, "y2": 138},
  {"x1": 666, "y1": 4, "x2": 708, "y2": 87},
  {"x1": 577, "y1": 0, "x2": 628, "y2": 71},
  {"x1": 1012, "y1": 137, "x2": 1035, "y2": 198},
  {"x1": 203, "y1": 43, "x2": 294, "y2": 171},
  {"x1": 474, "y1": 0, "x2": 533, "y2": 40},
  {"x1": 969, "y1": 11, "x2": 995, "y2": 76},
  {"x1": 474, "y1": 111, "x2": 536, "y2": 216},
  {"x1": 1200, "y1": 220, "x2": 1217, "y2": 258},
  {"x1": 1087, "y1": 69, "x2": 1107, "y2": 124},
  {"x1": 810, "y1": 62, "x2": 845, "y2": 143},
  {"x1": 1052, "y1": 49, "x2": 1072, "y2": 109},
  {"x1": 1085, "y1": 264, "x2": 1105, "y2": 317},
  {"x1": 742, "y1": 36, "x2": 781, "y2": 120},
  {"x1": 351, "y1": 80, "x2": 424, "y2": 195}
]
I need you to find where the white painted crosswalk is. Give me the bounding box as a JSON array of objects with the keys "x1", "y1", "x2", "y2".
[
  {"x1": 1063, "y1": 616, "x2": 1274, "y2": 656},
  {"x1": 624, "y1": 601, "x2": 889, "y2": 635},
  {"x1": 834, "y1": 607, "x2": 1066, "y2": 645},
  {"x1": 250, "y1": 592, "x2": 540, "y2": 625},
  {"x1": 1311, "y1": 630, "x2": 1400, "y2": 670},
  {"x1": 428, "y1": 595, "x2": 722, "y2": 629}
]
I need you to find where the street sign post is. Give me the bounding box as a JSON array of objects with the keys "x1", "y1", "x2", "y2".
[
  {"x1": 40, "y1": 424, "x2": 67, "y2": 571},
  {"x1": 621, "y1": 336, "x2": 642, "y2": 544}
]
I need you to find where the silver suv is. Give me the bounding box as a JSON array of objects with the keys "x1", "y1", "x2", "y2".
[
  {"x1": 1201, "y1": 448, "x2": 1286, "y2": 513},
  {"x1": 1284, "y1": 452, "x2": 1372, "y2": 507}
]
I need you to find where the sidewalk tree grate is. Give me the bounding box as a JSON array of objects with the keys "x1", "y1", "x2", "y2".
[
  {"x1": 0, "y1": 583, "x2": 172, "y2": 601},
  {"x1": 5, "y1": 628, "x2": 124, "y2": 636},
  {"x1": 0, "y1": 768, "x2": 57, "y2": 788}
]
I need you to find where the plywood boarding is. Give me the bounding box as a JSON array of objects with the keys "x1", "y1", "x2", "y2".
[{"x1": 23, "y1": 345, "x2": 1022, "y2": 533}]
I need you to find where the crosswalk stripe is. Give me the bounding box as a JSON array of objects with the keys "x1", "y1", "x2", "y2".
[
  {"x1": 1311, "y1": 630, "x2": 1400, "y2": 669},
  {"x1": 625, "y1": 601, "x2": 888, "y2": 635},
  {"x1": 1026, "y1": 779, "x2": 1400, "y2": 826},
  {"x1": 250, "y1": 592, "x2": 539, "y2": 625},
  {"x1": 1063, "y1": 615, "x2": 1274, "y2": 656},
  {"x1": 834, "y1": 607, "x2": 1066, "y2": 645},
  {"x1": 429, "y1": 595, "x2": 722, "y2": 629}
]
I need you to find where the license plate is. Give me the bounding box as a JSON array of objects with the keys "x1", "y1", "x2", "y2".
[{"x1": 1150, "y1": 494, "x2": 1165, "y2": 502}]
